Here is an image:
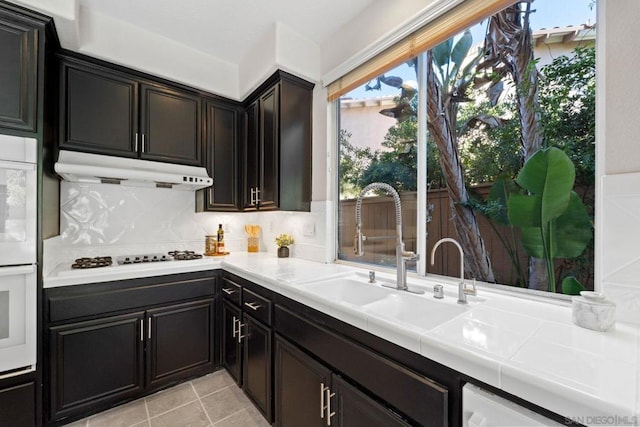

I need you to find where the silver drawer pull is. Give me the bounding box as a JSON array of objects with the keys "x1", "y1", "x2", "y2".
[
  {"x1": 222, "y1": 287, "x2": 237, "y2": 295},
  {"x1": 244, "y1": 302, "x2": 262, "y2": 311}
]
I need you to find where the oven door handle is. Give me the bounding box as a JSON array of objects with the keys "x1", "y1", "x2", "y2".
[{"x1": 0, "y1": 265, "x2": 36, "y2": 276}]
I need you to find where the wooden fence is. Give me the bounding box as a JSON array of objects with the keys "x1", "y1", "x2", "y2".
[{"x1": 338, "y1": 184, "x2": 594, "y2": 289}]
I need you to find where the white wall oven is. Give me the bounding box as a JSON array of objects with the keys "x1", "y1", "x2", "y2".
[{"x1": 0, "y1": 134, "x2": 37, "y2": 376}]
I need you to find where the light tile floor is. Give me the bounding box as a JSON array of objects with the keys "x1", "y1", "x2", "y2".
[{"x1": 63, "y1": 370, "x2": 270, "y2": 427}]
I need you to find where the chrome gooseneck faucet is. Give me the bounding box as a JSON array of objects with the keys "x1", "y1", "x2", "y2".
[
  {"x1": 430, "y1": 237, "x2": 473, "y2": 304},
  {"x1": 354, "y1": 182, "x2": 422, "y2": 294}
]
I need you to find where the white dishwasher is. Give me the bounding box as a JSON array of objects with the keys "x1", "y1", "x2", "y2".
[{"x1": 463, "y1": 383, "x2": 563, "y2": 426}]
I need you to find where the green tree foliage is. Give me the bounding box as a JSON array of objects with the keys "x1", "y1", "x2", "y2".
[
  {"x1": 338, "y1": 129, "x2": 375, "y2": 198},
  {"x1": 457, "y1": 96, "x2": 522, "y2": 185},
  {"x1": 539, "y1": 46, "x2": 595, "y2": 188}
]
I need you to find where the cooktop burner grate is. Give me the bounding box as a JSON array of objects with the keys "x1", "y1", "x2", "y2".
[
  {"x1": 71, "y1": 256, "x2": 113, "y2": 269},
  {"x1": 168, "y1": 250, "x2": 203, "y2": 261}
]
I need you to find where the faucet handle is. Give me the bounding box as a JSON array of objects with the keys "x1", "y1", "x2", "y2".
[
  {"x1": 402, "y1": 251, "x2": 419, "y2": 262},
  {"x1": 368, "y1": 271, "x2": 376, "y2": 283},
  {"x1": 463, "y1": 278, "x2": 477, "y2": 296}
]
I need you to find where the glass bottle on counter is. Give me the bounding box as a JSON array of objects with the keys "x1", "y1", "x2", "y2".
[{"x1": 217, "y1": 224, "x2": 225, "y2": 254}]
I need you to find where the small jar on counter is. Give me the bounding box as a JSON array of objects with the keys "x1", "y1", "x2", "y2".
[
  {"x1": 205, "y1": 235, "x2": 217, "y2": 256},
  {"x1": 572, "y1": 291, "x2": 616, "y2": 332}
]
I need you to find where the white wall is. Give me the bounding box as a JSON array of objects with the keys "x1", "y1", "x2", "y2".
[{"x1": 598, "y1": 0, "x2": 640, "y2": 325}]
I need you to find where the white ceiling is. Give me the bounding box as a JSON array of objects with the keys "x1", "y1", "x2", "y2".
[{"x1": 79, "y1": 0, "x2": 376, "y2": 65}]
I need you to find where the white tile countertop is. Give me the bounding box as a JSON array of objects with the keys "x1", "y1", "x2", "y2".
[{"x1": 44, "y1": 252, "x2": 640, "y2": 424}]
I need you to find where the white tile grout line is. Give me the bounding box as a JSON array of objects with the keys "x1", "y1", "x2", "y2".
[
  {"x1": 143, "y1": 395, "x2": 151, "y2": 424},
  {"x1": 145, "y1": 382, "x2": 238, "y2": 421},
  {"x1": 75, "y1": 372, "x2": 241, "y2": 426},
  {"x1": 211, "y1": 407, "x2": 249, "y2": 426},
  {"x1": 191, "y1": 381, "x2": 215, "y2": 427}
]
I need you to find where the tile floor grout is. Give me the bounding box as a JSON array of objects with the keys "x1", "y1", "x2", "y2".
[
  {"x1": 191, "y1": 381, "x2": 215, "y2": 427},
  {"x1": 65, "y1": 370, "x2": 268, "y2": 427}
]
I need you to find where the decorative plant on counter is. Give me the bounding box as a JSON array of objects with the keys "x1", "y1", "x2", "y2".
[
  {"x1": 275, "y1": 234, "x2": 295, "y2": 258},
  {"x1": 507, "y1": 147, "x2": 593, "y2": 293}
]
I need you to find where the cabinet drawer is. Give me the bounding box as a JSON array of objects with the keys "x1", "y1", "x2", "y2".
[
  {"x1": 242, "y1": 288, "x2": 271, "y2": 325},
  {"x1": 220, "y1": 277, "x2": 241, "y2": 306}
]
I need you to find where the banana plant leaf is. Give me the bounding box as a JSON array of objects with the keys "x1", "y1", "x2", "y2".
[
  {"x1": 507, "y1": 147, "x2": 593, "y2": 292},
  {"x1": 518, "y1": 191, "x2": 592, "y2": 259},
  {"x1": 508, "y1": 147, "x2": 575, "y2": 227}
]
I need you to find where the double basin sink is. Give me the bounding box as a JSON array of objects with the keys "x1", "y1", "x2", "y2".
[{"x1": 292, "y1": 271, "x2": 483, "y2": 331}]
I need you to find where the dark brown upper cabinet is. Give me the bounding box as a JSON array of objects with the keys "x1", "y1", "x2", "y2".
[
  {"x1": 196, "y1": 100, "x2": 242, "y2": 212},
  {"x1": 59, "y1": 60, "x2": 138, "y2": 158},
  {"x1": 0, "y1": 4, "x2": 45, "y2": 133},
  {"x1": 139, "y1": 84, "x2": 202, "y2": 165},
  {"x1": 58, "y1": 54, "x2": 203, "y2": 167},
  {"x1": 243, "y1": 71, "x2": 314, "y2": 212}
]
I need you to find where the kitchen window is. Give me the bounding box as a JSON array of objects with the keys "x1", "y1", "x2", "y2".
[{"x1": 336, "y1": 0, "x2": 596, "y2": 296}]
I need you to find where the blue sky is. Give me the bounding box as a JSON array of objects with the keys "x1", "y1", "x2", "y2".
[{"x1": 345, "y1": 0, "x2": 595, "y2": 99}]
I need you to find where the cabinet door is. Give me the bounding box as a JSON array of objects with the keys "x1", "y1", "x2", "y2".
[
  {"x1": 332, "y1": 375, "x2": 410, "y2": 427},
  {"x1": 146, "y1": 299, "x2": 214, "y2": 388},
  {"x1": 59, "y1": 61, "x2": 138, "y2": 157},
  {"x1": 275, "y1": 336, "x2": 331, "y2": 427},
  {"x1": 202, "y1": 101, "x2": 240, "y2": 211},
  {"x1": 0, "y1": 382, "x2": 35, "y2": 427},
  {"x1": 243, "y1": 101, "x2": 259, "y2": 210},
  {"x1": 242, "y1": 314, "x2": 272, "y2": 421},
  {"x1": 49, "y1": 312, "x2": 145, "y2": 419},
  {"x1": 140, "y1": 83, "x2": 202, "y2": 166},
  {"x1": 0, "y1": 10, "x2": 38, "y2": 132},
  {"x1": 258, "y1": 85, "x2": 279, "y2": 210},
  {"x1": 222, "y1": 301, "x2": 242, "y2": 384}
]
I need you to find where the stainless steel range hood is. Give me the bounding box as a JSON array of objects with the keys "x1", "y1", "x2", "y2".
[{"x1": 54, "y1": 150, "x2": 213, "y2": 190}]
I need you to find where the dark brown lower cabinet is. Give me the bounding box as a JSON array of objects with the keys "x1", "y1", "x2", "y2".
[
  {"x1": 0, "y1": 381, "x2": 36, "y2": 427},
  {"x1": 49, "y1": 312, "x2": 145, "y2": 419},
  {"x1": 221, "y1": 301, "x2": 242, "y2": 383},
  {"x1": 49, "y1": 298, "x2": 215, "y2": 423},
  {"x1": 275, "y1": 336, "x2": 331, "y2": 427},
  {"x1": 221, "y1": 298, "x2": 272, "y2": 421},
  {"x1": 242, "y1": 314, "x2": 271, "y2": 419},
  {"x1": 146, "y1": 300, "x2": 215, "y2": 388},
  {"x1": 275, "y1": 336, "x2": 409, "y2": 427}
]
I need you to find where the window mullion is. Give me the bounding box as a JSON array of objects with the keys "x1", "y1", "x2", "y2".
[{"x1": 416, "y1": 52, "x2": 429, "y2": 277}]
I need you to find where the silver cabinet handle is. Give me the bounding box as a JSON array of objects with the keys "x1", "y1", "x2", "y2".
[
  {"x1": 244, "y1": 302, "x2": 262, "y2": 311},
  {"x1": 222, "y1": 287, "x2": 236, "y2": 295},
  {"x1": 135, "y1": 133, "x2": 139, "y2": 152},
  {"x1": 237, "y1": 321, "x2": 246, "y2": 343},
  {"x1": 250, "y1": 187, "x2": 255, "y2": 205},
  {"x1": 232, "y1": 315, "x2": 238, "y2": 338},
  {"x1": 255, "y1": 187, "x2": 261, "y2": 204},
  {"x1": 147, "y1": 317, "x2": 152, "y2": 340},
  {"x1": 325, "y1": 387, "x2": 336, "y2": 425},
  {"x1": 140, "y1": 319, "x2": 144, "y2": 342},
  {"x1": 141, "y1": 134, "x2": 146, "y2": 153},
  {"x1": 320, "y1": 383, "x2": 326, "y2": 419}
]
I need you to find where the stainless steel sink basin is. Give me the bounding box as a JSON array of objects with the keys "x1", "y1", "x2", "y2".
[{"x1": 362, "y1": 292, "x2": 470, "y2": 330}]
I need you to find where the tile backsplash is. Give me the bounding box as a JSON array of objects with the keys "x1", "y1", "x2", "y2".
[
  {"x1": 52, "y1": 181, "x2": 329, "y2": 266},
  {"x1": 602, "y1": 173, "x2": 640, "y2": 325}
]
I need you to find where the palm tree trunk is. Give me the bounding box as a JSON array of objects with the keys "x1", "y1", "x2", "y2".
[
  {"x1": 426, "y1": 52, "x2": 495, "y2": 283},
  {"x1": 485, "y1": 2, "x2": 547, "y2": 289}
]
